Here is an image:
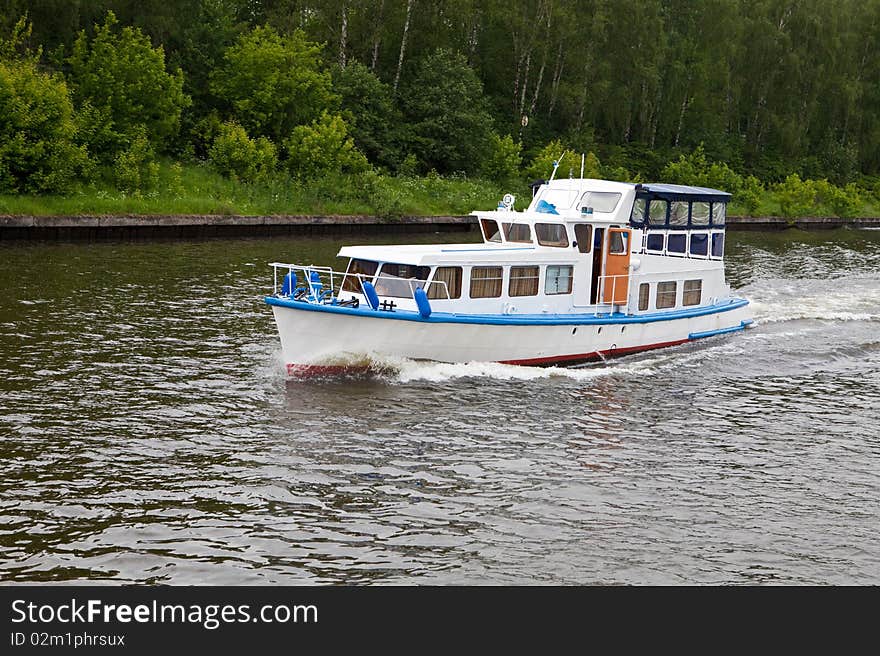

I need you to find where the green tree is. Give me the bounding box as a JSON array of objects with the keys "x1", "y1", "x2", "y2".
[
  {"x1": 524, "y1": 139, "x2": 570, "y2": 181},
  {"x1": 400, "y1": 48, "x2": 494, "y2": 175},
  {"x1": 284, "y1": 111, "x2": 369, "y2": 179},
  {"x1": 209, "y1": 121, "x2": 277, "y2": 183},
  {"x1": 0, "y1": 58, "x2": 87, "y2": 193},
  {"x1": 211, "y1": 25, "x2": 337, "y2": 144},
  {"x1": 481, "y1": 133, "x2": 522, "y2": 183},
  {"x1": 68, "y1": 11, "x2": 188, "y2": 159}
]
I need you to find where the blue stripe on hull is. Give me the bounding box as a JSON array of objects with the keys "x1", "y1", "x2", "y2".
[
  {"x1": 265, "y1": 295, "x2": 750, "y2": 327},
  {"x1": 688, "y1": 319, "x2": 754, "y2": 340}
]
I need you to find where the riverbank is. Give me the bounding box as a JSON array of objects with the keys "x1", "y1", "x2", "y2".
[{"x1": 2, "y1": 213, "x2": 879, "y2": 241}]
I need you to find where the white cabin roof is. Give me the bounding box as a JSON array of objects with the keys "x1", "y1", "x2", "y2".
[{"x1": 337, "y1": 243, "x2": 578, "y2": 267}]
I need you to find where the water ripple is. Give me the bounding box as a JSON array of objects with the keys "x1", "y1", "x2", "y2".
[{"x1": 1, "y1": 231, "x2": 879, "y2": 584}]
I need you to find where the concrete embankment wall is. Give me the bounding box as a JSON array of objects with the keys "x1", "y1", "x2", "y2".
[
  {"x1": 0, "y1": 215, "x2": 477, "y2": 241},
  {"x1": 727, "y1": 216, "x2": 880, "y2": 230},
  {"x1": 1, "y1": 214, "x2": 879, "y2": 240}
]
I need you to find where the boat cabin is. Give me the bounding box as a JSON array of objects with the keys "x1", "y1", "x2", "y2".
[{"x1": 334, "y1": 178, "x2": 732, "y2": 317}]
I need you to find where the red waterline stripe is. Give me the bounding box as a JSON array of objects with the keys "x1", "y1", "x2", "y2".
[
  {"x1": 286, "y1": 338, "x2": 692, "y2": 375},
  {"x1": 499, "y1": 338, "x2": 689, "y2": 366}
]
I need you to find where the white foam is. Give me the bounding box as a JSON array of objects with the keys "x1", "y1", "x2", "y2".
[
  {"x1": 741, "y1": 274, "x2": 880, "y2": 324},
  {"x1": 278, "y1": 349, "x2": 659, "y2": 384},
  {"x1": 392, "y1": 358, "x2": 621, "y2": 383}
]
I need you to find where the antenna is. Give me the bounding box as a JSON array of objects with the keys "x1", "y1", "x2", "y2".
[
  {"x1": 578, "y1": 153, "x2": 587, "y2": 209},
  {"x1": 548, "y1": 151, "x2": 567, "y2": 182}
]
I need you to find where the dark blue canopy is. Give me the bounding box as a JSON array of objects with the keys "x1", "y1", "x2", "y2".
[{"x1": 635, "y1": 183, "x2": 731, "y2": 203}]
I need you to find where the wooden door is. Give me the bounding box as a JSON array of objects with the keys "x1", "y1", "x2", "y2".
[{"x1": 602, "y1": 228, "x2": 632, "y2": 304}]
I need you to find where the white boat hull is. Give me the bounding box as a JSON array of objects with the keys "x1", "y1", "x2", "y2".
[{"x1": 269, "y1": 299, "x2": 752, "y2": 371}]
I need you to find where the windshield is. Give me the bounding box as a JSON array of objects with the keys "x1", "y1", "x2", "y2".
[
  {"x1": 578, "y1": 191, "x2": 621, "y2": 213},
  {"x1": 373, "y1": 263, "x2": 431, "y2": 298},
  {"x1": 533, "y1": 187, "x2": 580, "y2": 211}
]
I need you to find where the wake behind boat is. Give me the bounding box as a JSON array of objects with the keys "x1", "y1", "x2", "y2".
[{"x1": 265, "y1": 176, "x2": 752, "y2": 373}]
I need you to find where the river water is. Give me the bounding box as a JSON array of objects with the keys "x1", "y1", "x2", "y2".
[{"x1": 1, "y1": 228, "x2": 878, "y2": 585}]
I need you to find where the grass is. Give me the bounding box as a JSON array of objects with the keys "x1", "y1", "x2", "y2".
[
  {"x1": 0, "y1": 159, "x2": 516, "y2": 218},
  {"x1": 0, "y1": 159, "x2": 877, "y2": 219}
]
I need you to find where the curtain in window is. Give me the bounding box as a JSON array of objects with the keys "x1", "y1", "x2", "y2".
[
  {"x1": 509, "y1": 266, "x2": 539, "y2": 296},
  {"x1": 470, "y1": 267, "x2": 503, "y2": 298},
  {"x1": 657, "y1": 281, "x2": 677, "y2": 308},
  {"x1": 683, "y1": 280, "x2": 702, "y2": 306},
  {"x1": 428, "y1": 266, "x2": 462, "y2": 299},
  {"x1": 638, "y1": 283, "x2": 650, "y2": 311}
]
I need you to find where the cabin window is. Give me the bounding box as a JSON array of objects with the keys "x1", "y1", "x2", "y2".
[
  {"x1": 609, "y1": 231, "x2": 629, "y2": 255},
  {"x1": 341, "y1": 258, "x2": 378, "y2": 293},
  {"x1": 470, "y1": 266, "x2": 503, "y2": 298},
  {"x1": 648, "y1": 200, "x2": 668, "y2": 226},
  {"x1": 545, "y1": 265, "x2": 573, "y2": 295},
  {"x1": 691, "y1": 202, "x2": 710, "y2": 227},
  {"x1": 480, "y1": 218, "x2": 502, "y2": 242},
  {"x1": 579, "y1": 191, "x2": 621, "y2": 213},
  {"x1": 374, "y1": 263, "x2": 431, "y2": 297},
  {"x1": 428, "y1": 266, "x2": 462, "y2": 299},
  {"x1": 690, "y1": 233, "x2": 709, "y2": 256},
  {"x1": 656, "y1": 281, "x2": 677, "y2": 308},
  {"x1": 503, "y1": 222, "x2": 532, "y2": 243},
  {"x1": 638, "y1": 283, "x2": 650, "y2": 311},
  {"x1": 535, "y1": 223, "x2": 569, "y2": 247},
  {"x1": 669, "y1": 202, "x2": 689, "y2": 227},
  {"x1": 574, "y1": 224, "x2": 593, "y2": 253},
  {"x1": 712, "y1": 203, "x2": 726, "y2": 226},
  {"x1": 631, "y1": 198, "x2": 648, "y2": 224},
  {"x1": 646, "y1": 232, "x2": 664, "y2": 252},
  {"x1": 509, "y1": 266, "x2": 539, "y2": 296},
  {"x1": 711, "y1": 233, "x2": 725, "y2": 258},
  {"x1": 537, "y1": 188, "x2": 580, "y2": 210},
  {"x1": 667, "y1": 233, "x2": 687, "y2": 254},
  {"x1": 683, "y1": 279, "x2": 702, "y2": 306}
]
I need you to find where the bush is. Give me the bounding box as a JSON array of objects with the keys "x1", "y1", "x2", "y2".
[
  {"x1": 661, "y1": 146, "x2": 709, "y2": 186},
  {"x1": 775, "y1": 174, "x2": 816, "y2": 218},
  {"x1": 284, "y1": 112, "x2": 369, "y2": 179},
  {"x1": 524, "y1": 139, "x2": 570, "y2": 181},
  {"x1": 113, "y1": 128, "x2": 159, "y2": 193},
  {"x1": 481, "y1": 134, "x2": 522, "y2": 183},
  {"x1": 397, "y1": 154, "x2": 420, "y2": 178},
  {"x1": 738, "y1": 175, "x2": 764, "y2": 214},
  {"x1": 209, "y1": 121, "x2": 277, "y2": 183},
  {"x1": 661, "y1": 144, "x2": 745, "y2": 195},
  {"x1": 68, "y1": 11, "x2": 188, "y2": 159},
  {"x1": 0, "y1": 59, "x2": 87, "y2": 193},
  {"x1": 814, "y1": 179, "x2": 861, "y2": 217}
]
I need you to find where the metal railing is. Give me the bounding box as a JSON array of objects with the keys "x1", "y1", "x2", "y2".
[
  {"x1": 594, "y1": 268, "x2": 714, "y2": 315},
  {"x1": 595, "y1": 273, "x2": 629, "y2": 314},
  {"x1": 270, "y1": 263, "x2": 343, "y2": 298},
  {"x1": 371, "y1": 274, "x2": 450, "y2": 300},
  {"x1": 269, "y1": 263, "x2": 451, "y2": 305}
]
